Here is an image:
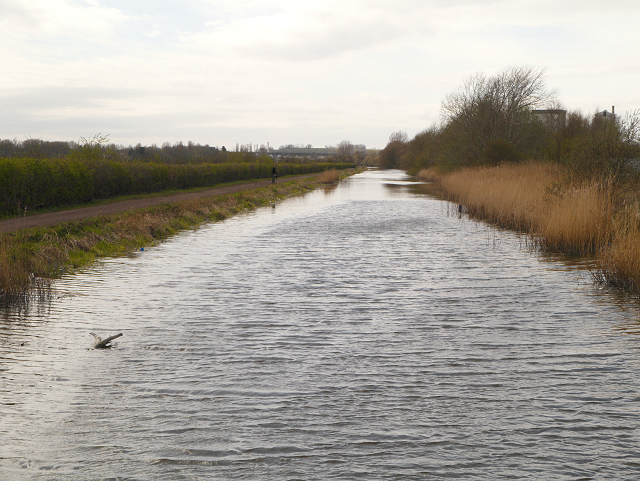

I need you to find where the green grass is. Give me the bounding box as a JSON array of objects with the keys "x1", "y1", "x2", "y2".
[{"x1": 0, "y1": 170, "x2": 359, "y2": 304}]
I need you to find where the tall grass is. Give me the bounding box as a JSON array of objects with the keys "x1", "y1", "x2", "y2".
[
  {"x1": 318, "y1": 169, "x2": 341, "y2": 184},
  {"x1": 0, "y1": 212, "x2": 52, "y2": 305},
  {"x1": 421, "y1": 162, "x2": 615, "y2": 255},
  {"x1": 537, "y1": 180, "x2": 614, "y2": 254},
  {"x1": 0, "y1": 174, "x2": 339, "y2": 303},
  {"x1": 435, "y1": 162, "x2": 556, "y2": 232},
  {"x1": 420, "y1": 161, "x2": 640, "y2": 292},
  {"x1": 595, "y1": 205, "x2": 640, "y2": 291}
]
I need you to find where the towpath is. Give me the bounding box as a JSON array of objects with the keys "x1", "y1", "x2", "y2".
[{"x1": 0, "y1": 174, "x2": 318, "y2": 233}]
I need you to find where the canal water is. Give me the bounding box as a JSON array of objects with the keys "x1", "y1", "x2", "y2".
[{"x1": 2, "y1": 169, "x2": 640, "y2": 480}]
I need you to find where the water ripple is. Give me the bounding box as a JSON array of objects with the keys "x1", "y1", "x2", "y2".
[{"x1": 2, "y1": 171, "x2": 640, "y2": 479}]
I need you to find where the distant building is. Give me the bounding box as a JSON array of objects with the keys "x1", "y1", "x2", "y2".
[
  {"x1": 269, "y1": 145, "x2": 368, "y2": 159},
  {"x1": 595, "y1": 106, "x2": 618, "y2": 121}
]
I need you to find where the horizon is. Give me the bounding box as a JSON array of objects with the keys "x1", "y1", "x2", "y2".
[
  {"x1": 0, "y1": 137, "x2": 376, "y2": 152},
  {"x1": 2, "y1": 0, "x2": 639, "y2": 150}
]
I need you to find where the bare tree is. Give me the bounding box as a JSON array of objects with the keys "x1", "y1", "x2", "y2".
[
  {"x1": 389, "y1": 131, "x2": 409, "y2": 143},
  {"x1": 337, "y1": 140, "x2": 354, "y2": 156},
  {"x1": 441, "y1": 67, "x2": 557, "y2": 165}
]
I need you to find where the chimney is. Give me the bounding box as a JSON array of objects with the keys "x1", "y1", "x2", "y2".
[{"x1": 612, "y1": 106, "x2": 615, "y2": 115}]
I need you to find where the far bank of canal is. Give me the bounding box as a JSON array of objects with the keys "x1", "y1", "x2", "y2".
[{"x1": 0, "y1": 171, "x2": 356, "y2": 302}]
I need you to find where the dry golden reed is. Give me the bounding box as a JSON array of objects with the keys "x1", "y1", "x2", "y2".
[
  {"x1": 437, "y1": 162, "x2": 555, "y2": 232},
  {"x1": 596, "y1": 205, "x2": 640, "y2": 291},
  {"x1": 421, "y1": 162, "x2": 615, "y2": 255},
  {"x1": 421, "y1": 161, "x2": 640, "y2": 292},
  {"x1": 318, "y1": 169, "x2": 341, "y2": 184},
  {"x1": 538, "y1": 180, "x2": 614, "y2": 255}
]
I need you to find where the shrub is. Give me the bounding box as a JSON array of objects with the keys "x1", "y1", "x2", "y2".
[{"x1": 0, "y1": 158, "x2": 355, "y2": 216}]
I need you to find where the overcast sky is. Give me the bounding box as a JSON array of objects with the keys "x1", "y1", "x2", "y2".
[{"x1": 1, "y1": 0, "x2": 639, "y2": 149}]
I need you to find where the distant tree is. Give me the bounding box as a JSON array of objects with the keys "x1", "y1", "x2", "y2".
[
  {"x1": 379, "y1": 142, "x2": 403, "y2": 170},
  {"x1": 389, "y1": 131, "x2": 409, "y2": 143},
  {"x1": 397, "y1": 125, "x2": 442, "y2": 174},
  {"x1": 128, "y1": 143, "x2": 146, "y2": 159},
  {"x1": 441, "y1": 66, "x2": 556, "y2": 165},
  {"x1": 22, "y1": 138, "x2": 45, "y2": 158},
  {"x1": 337, "y1": 140, "x2": 354, "y2": 156},
  {"x1": 379, "y1": 131, "x2": 410, "y2": 169},
  {"x1": 561, "y1": 108, "x2": 640, "y2": 182},
  {"x1": 0, "y1": 139, "x2": 17, "y2": 157},
  {"x1": 68, "y1": 133, "x2": 113, "y2": 162}
]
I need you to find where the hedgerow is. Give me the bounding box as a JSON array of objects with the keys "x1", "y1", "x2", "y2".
[{"x1": 0, "y1": 157, "x2": 354, "y2": 216}]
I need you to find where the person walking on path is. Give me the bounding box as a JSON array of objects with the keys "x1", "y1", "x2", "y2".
[
  {"x1": 0, "y1": 172, "x2": 324, "y2": 233},
  {"x1": 271, "y1": 165, "x2": 278, "y2": 184}
]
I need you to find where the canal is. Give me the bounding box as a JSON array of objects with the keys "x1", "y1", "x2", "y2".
[{"x1": 2, "y1": 169, "x2": 640, "y2": 479}]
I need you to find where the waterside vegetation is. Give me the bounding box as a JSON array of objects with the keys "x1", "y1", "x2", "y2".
[
  {"x1": 0, "y1": 169, "x2": 359, "y2": 305},
  {"x1": 381, "y1": 66, "x2": 640, "y2": 293},
  {"x1": 0, "y1": 146, "x2": 354, "y2": 217},
  {"x1": 419, "y1": 163, "x2": 640, "y2": 292}
]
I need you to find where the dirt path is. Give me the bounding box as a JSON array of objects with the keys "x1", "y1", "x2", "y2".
[{"x1": 0, "y1": 174, "x2": 317, "y2": 233}]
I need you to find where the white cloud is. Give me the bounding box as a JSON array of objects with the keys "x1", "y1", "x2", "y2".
[
  {"x1": 1, "y1": 0, "x2": 640, "y2": 148},
  {"x1": 0, "y1": 0, "x2": 127, "y2": 37},
  {"x1": 146, "y1": 25, "x2": 162, "y2": 38},
  {"x1": 179, "y1": 4, "x2": 417, "y2": 63}
]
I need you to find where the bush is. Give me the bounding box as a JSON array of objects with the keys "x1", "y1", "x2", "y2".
[
  {"x1": 380, "y1": 68, "x2": 640, "y2": 179},
  {"x1": 0, "y1": 157, "x2": 355, "y2": 217},
  {"x1": 483, "y1": 140, "x2": 520, "y2": 165}
]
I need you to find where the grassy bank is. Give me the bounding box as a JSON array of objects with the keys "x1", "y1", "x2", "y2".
[
  {"x1": 0, "y1": 156, "x2": 355, "y2": 218},
  {"x1": 0, "y1": 170, "x2": 357, "y2": 304},
  {"x1": 418, "y1": 163, "x2": 640, "y2": 293}
]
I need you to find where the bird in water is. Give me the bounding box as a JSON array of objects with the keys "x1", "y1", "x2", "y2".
[{"x1": 90, "y1": 332, "x2": 123, "y2": 349}]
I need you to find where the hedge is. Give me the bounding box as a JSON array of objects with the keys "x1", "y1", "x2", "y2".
[{"x1": 0, "y1": 157, "x2": 354, "y2": 216}]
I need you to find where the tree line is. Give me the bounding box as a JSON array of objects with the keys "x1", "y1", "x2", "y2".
[
  {"x1": 0, "y1": 136, "x2": 363, "y2": 164},
  {"x1": 0, "y1": 156, "x2": 354, "y2": 217},
  {"x1": 380, "y1": 66, "x2": 640, "y2": 182},
  {"x1": 0, "y1": 135, "x2": 356, "y2": 217},
  {"x1": 0, "y1": 137, "x2": 239, "y2": 163}
]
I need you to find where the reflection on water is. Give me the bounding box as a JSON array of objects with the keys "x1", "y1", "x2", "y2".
[{"x1": 3, "y1": 169, "x2": 640, "y2": 480}]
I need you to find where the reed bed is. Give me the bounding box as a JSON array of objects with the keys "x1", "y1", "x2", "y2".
[
  {"x1": 538, "y1": 180, "x2": 614, "y2": 255},
  {"x1": 420, "y1": 162, "x2": 640, "y2": 292},
  {"x1": 424, "y1": 162, "x2": 615, "y2": 254},
  {"x1": 595, "y1": 205, "x2": 640, "y2": 291},
  {"x1": 437, "y1": 163, "x2": 556, "y2": 232},
  {"x1": 318, "y1": 169, "x2": 341, "y2": 184}
]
